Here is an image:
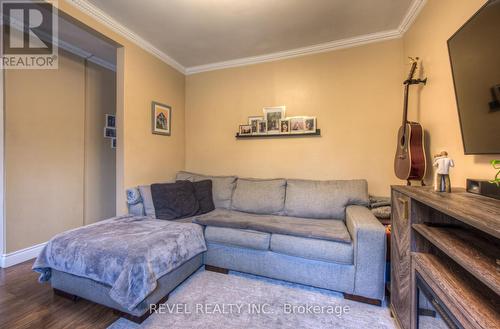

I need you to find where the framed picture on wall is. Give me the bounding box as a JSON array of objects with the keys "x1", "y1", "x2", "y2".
[
  {"x1": 304, "y1": 117, "x2": 316, "y2": 133},
  {"x1": 104, "y1": 127, "x2": 116, "y2": 138},
  {"x1": 248, "y1": 116, "x2": 263, "y2": 134},
  {"x1": 152, "y1": 101, "x2": 171, "y2": 136},
  {"x1": 263, "y1": 106, "x2": 285, "y2": 134},
  {"x1": 111, "y1": 138, "x2": 116, "y2": 149},
  {"x1": 289, "y1": 116, "x2": 305, "y2": 134},
  {"x1": 105, "y1": 114, "x2": 116, "y2": 128}
]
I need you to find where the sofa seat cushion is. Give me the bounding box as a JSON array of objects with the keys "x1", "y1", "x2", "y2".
[
  {"x1": 285, "y1": 179, "x2": 369, "y2": 219},
  {"x1": 176, "y1": 171, "x2": 236, "y2": 209},
  {"x1": 194, "y1": 209, "x2": 351, "y2": 243},
  {"x1": 270, "y1": 234, "x2": 353, "y2": 265},
  {"x1": 204, "y1": 226, "x2": 270, "y2": 250},
  {"x1": 231, "y1": 178, "x2": 286, "y2": 215}
]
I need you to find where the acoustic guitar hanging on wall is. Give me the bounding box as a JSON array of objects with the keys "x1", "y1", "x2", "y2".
[{"x1": 394, "y1": 57, "x2": 427, "y2": 186}]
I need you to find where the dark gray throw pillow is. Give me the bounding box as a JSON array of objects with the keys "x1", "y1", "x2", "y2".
[
  {"x1": 177, "y1": 179, "x2": 215, "y2": 215},
  {"x1": 151, "y1": 181, "x2": 199, "y2": 220},
  {"x1": 192, "y1": 180, "x2": 215, "y2": 215}
]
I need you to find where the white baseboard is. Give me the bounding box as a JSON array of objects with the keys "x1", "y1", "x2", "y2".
[{"x1": 0, "y1": 242, "x2": 46, "y2": 268}]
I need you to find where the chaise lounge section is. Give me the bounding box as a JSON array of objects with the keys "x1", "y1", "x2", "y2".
[{"x1": 130, "y1": 171, "x2": 387, "y2": 304}]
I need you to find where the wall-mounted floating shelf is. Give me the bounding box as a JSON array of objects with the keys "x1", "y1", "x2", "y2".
[{"x1": 235, "y1": 129, "x2": 321, "y2": 138}]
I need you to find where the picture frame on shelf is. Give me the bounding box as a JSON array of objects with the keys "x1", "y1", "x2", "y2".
[
  {"x1": 263, "y1": 106, "x2": 285, "y2": 135},
  {"x1": 239, "y1": 124, "x2": 252, "y2": 136},
  {"x1": 279, "y1": 119, "x2": 290, "y2": 134},
  {"x1": 304, "y1": 117, "x2": 316, "y2": 133},
  {"x1": 248, "y1": 116, "x2": 263, "y2": 134},
  {"x1": 152, "y1": 101, "x2": 171, "y2": 136},
  {"x1": 289, "y1": 116, "x2": 305, "y2": 134},
  {"x1": 257, "y1": 120, "x2": 267, "y2": 135}
]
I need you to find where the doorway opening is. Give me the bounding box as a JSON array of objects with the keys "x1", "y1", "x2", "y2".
[{"x1": 1, "y1": 9, "x2": 123, "y2": 263}]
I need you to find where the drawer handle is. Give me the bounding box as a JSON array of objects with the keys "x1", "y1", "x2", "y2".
[{"x1": 397, "y1": 197, "x2": 409, "y2": 221}]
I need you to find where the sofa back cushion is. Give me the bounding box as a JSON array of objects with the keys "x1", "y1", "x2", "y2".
[
  {"x1": 231, "y1": 178, "x2": 286, "y2": 215},
  {"x1": 176, "y1": 171, "x2": 236, "y2": 209},
  {"x1": 284, "y1": 179, "x2": 369, "y2": 219}
]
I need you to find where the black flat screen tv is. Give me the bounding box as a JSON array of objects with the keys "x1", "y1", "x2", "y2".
[{"x1": 448, "y1": 0, "x2": 500, "y2": 154}]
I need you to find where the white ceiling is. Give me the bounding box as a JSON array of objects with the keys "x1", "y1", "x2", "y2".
[{"x1": 81, "y1": 0, "x2": 421, "y2": 72}]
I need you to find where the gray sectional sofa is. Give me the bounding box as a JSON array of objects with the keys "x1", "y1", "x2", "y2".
[{"x1": 129, "y1": 171, "x2": 387, "y2": 304}]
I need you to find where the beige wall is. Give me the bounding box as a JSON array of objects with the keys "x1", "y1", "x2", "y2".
[
  {"x1": 186, "y1": 40, "x2": 404, "y2": 196},
  {"x1": 5, "y1": 52, "x2": 86, "y2": 252},
  {"x1": 6, "y1": 0, "x2": 497, "y2": 253},
  {"x1": 121, "y1": 45, "x2": 185, "y2": 191},
  {"x1": 186, "y1": 0, "x2": 500, "y2": 194},
  {"x1": 84, "y1": 61, "x2": 116, "y2": 225},
  {"x1": 4, "y1": 3, "x2": 186, "y2": 252},
  {"x1": 403, "y1": 0, "x2": 499, "y2": 186},
  {"x1": 55, "y1": 2, "x2": 186, "y2": 215}
]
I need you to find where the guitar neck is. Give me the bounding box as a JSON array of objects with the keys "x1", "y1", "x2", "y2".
[
  {"x1": 402, "y1": 59, "x2": 418, "y2": 129},
  {"x1": 402, "y1": 84, "x2": 410, "y2": 127}
]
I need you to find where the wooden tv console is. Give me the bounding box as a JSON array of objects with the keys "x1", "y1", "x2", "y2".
[{"x1": 390, "y1": 186, "x2": 499, "y2": 329}]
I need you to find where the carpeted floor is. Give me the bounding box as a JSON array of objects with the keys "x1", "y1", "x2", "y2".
[{"x1": 109, "y1": 269, "x2": 396, "y2": 329}]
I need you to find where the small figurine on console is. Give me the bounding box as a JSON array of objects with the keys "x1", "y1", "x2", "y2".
[{"x1": 433, "y1": 151, "x2": 454, "y2": 192}]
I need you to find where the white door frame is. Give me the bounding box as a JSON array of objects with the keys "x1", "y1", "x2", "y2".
[{"x1": 0, "y1": 68, "x2": 5, "y2": 259}]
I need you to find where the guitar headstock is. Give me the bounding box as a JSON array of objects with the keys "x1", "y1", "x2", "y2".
[
  {"x1": 407, "y1": 57, "x2": 419, "y2": 79},
  {"x1": 408, "y1": 56, "x2": 419, "y2": 64}
]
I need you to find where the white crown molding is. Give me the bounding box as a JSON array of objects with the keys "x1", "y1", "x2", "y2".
[
  {"x1": 185, "y1": 29, "x2": 401, "y2": 75},
  {"x1": 66, "y1": 0, "x2": 186, "y2": 74},
  {"x1": 186, "y1": 0, "x2": 427, "y2": 75},
  {"x1": 66, "y1": 0, "x2": 426, "y2": 75},
  {"x1": 398, "y1": 0, "x2": 427, "y2": 34},
  {"x1": 0, "y1": 242, "x2": 46, "y2": 268}
]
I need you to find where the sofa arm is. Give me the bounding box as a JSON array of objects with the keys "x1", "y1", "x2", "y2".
[
  {"x1": 126, "y1": 187, "x2": 145, "y2": 216},
  {"x1": 346, "y1": 205, "x2": 386, "y2": 301}
]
